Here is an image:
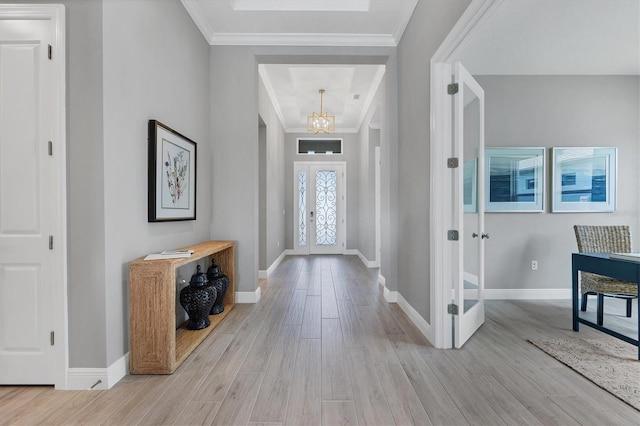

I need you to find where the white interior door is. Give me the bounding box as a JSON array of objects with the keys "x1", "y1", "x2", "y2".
[
  {"x1": 0, "y1": 7, "x2": 66, "y2": 385},
  {"x1": 452, "y1": 62, "x2": 485, "y2": 348},
  {"x1": 294, "y1": 162, "x2": 345, "y2": 255}
]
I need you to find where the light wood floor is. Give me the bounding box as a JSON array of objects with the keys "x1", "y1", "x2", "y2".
[{"x1": 1, "y1": 255, "x2": 639, "y2": 425}]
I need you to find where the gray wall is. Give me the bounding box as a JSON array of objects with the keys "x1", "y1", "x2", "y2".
[
  {"x1": 476, "y1": 75, "x2": 640, "y2": 290},
  {"x1": 258, "y1": 78, "x2": 287, "y2": 269},
  {"x1": 101, "y1": 0, "x2": 212, "y2": 365},
  {"x1": 357, "y1": 89, "x2": 384, "y2": 262},
  {"x1": 397, "y1": 0, "x2": 472, "y2": 320}
]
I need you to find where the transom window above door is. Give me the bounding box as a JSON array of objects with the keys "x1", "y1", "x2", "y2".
[{"x1": 297, "y1": 138, "x2": 343, "y2": 155}]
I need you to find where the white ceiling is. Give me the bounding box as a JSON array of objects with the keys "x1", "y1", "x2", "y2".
[
  {"x1": 181, "y1": 0, "x2": 418, "y2": 46},
  {"x1": 181, "y1": 0, "x2": 640, "y2": 134}
]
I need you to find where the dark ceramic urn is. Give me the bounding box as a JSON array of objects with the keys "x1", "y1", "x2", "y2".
[
  {"x1": 180, "y1": 265, "x2": 216, "y2": 330},
  {"x1": 207, "y1": 258, "x2": 230, "y2": 315}
]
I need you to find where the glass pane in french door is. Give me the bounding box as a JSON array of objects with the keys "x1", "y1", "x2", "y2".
[{"x1": 315, "y1": 169, "x2": 337, "y2": 246}]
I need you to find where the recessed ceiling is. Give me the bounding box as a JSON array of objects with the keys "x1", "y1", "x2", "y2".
[
  {"x1": 260, "y1": 64, "x2": 385, "y2": 133},
  {"x1": 450, "y1": 0, "x2": 640, "y2": 75},
  {"x1": 181, "y1": 0, "x2": 418, "y2": 46}
]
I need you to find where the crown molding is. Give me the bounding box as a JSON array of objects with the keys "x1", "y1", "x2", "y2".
[
  {"x1": 392, "y1": 0, "x2": 419, "y2": 44},
  {"x1": 258, "y1": 65, "x2": 287, "y2": 130},
  {"x1": 230, "y1": 0, "x2": 370, "y2": 12},
  {"x1": 209, "y1": 32, "x2": 397, "y2": 47},
  {"x1": 287, "y1": 127, "x2": 358, "y2": 134},
  {"x1": 181, "y1": 0, "x2": 215, "y2": 44},
  {"x1": 356, "y1": 65, "x2": 385, "y2": 130}
]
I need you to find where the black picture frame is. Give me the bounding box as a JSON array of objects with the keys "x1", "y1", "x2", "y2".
[{"x1": 148, "y1": 120, "x2": 197, "y2": 222}]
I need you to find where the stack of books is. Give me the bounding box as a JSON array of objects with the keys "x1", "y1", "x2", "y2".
[{"x1": 144, "y1": 250, "x2": 194, "y2": 261}]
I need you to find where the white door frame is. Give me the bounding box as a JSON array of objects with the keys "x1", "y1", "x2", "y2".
[
  {"x1": 0, "y1": 4, "x2": 68, "y2": 388},
  {"x1": 293, "y1": 161, "x2": 346, "y2": 255},
  {"x1": 429, "y1": 0, "x2": 502, "y2": 348}
]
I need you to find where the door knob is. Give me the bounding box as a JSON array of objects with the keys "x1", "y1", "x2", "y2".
[
  {"x1": 481, "y1": 233, "x2": 490, "y2": 239},
  {"x1": 472, "y1": 233, "x2": 479, "y2": 238}
]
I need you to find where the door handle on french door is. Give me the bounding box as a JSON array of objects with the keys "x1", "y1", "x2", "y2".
[
  {"x1": 472, "y1": 232, "x2": 489, "y2": 239},
  {"x1": 310, "y1": 211, "x2": 314, "y2": 222}
]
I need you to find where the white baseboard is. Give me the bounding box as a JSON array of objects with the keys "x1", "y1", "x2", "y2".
[
  {"x1": 66, "y1": 352, "x2": 129, "y2": 390},
  {"x1": 397, "y1": 293, "x2": 432, "y2": 342},
  {"x1": 260, "y1": 249, "x2": 290, "y2": 279},
  {"x1": 383, "y1": 286, "x2": 398, "y2": 303},
  {"x1": 484, "y1": 288, "x2": 571, "y2": 300},
  {"x1": 355, "y1": 250, "x2": 380, "y2": 268},
  {"x1": 236, "y1": 286, "x2": 262, "y2": 303},
  {"x1": 378, "y1": 274, "x2": 385, "y2": 287},
  {"x1": 258, "y1": 270, "x2": 267, "y2": 279}
]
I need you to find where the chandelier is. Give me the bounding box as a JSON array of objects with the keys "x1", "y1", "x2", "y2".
[{"x1": 307, "y1": 89, "x2": 335, "y2": 133}]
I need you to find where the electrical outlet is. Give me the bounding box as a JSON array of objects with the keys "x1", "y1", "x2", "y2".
[{"x1": 531, "y1": 260, "x2": 538, "y2": 271}]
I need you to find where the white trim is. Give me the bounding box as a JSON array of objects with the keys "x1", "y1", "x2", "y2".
[
  {"x1": 352, "y1": 250, "x2": 380, "y2": 268},
  {"x1": 258, "y1": 64, "x2": 287, "y2": 130},
  {"x1": 383, "y1": 286, "x2": 398, "y2": 303},
  {"x1": 356, "y1": 66, "x2": 386, "y2": 131},
  {"x1": 287, "y1": 126, "x2": 358, "y2": 134},
  {"x1": 484, "y1": 288, "x2": 571, "y2": 300},
  {"x1": 236, "y1": 286, "x2": 262, "y2": 303},
  {"x1": 429, "y1": 0, "x2": 504, "y2": 350},
  {"x1": 66, "y1": 353, "x2": 129, "y2": 390},
  {"x1": 0, "y1": 3, "x2": 68, "y2": 390},
  {"x1": 260, "y1": 249, "x2": 290, "y2": 278},
  {"x1": 377, "y1": 274, "x2": 397, "y2": 303},
  {"x1": 397, "y1": 293, "x2": 432, "y2": 342},
  {"x1": 229, "y1": 0, "x2": 370, "y2": 12},
  {"x1": 209, "y1": 33, "x2": 397, "y2": 47},
  {"x1": 391, "y1": 0, "x2": 419, "y2": 45},
  {"x1": 181, "y1": 0, "x2": 215, "y2": 44}
]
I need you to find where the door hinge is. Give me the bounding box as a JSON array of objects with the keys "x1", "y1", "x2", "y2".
[
  {"x1": 447, "y1": 83, "x2": 459, "y2": 95},
  {"x1": 48, "y1": 141, "x2": 53, "y2": 156},
  {"x1": 448, "y1": 303, "x2": 459, "y2": 315},
  {"x1": 447, "y1": 230, "x2": 459, "y2": 241},
  {"x1": 48, "y1": 44, "x2": 52, "y2": 60},
  {"x1": 49, "y1": 235, "x2": 53, "y2": 250},
  {"x1": 447, "y1": 157, "x2": 459, "y2": 168},
  {"x1": 50, "y1": 331, "x2": 55, "y2": 345}
]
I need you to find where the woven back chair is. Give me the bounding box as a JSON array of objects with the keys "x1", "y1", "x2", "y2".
[{"x1": 573, "y1": 225, "x2": 637, "y2": 325}]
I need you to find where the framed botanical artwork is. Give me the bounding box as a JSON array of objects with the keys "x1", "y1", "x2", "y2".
[
  {"x1": 463, "y1": 158, "x2": 477, "y2": 213},
  {"x1": 484, "y1": 147, "x2": 545, "y2": 212},
  {"x1": 551, "y1": 147, "x2": 617, "y2": 212},
  {"x1": 148, "y1": 120, "x2": 197, "y2": 221}
]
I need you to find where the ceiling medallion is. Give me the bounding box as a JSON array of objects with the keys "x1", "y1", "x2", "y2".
[{"x1": 307, "y1": 89, "x2": 335, "y2": 134}]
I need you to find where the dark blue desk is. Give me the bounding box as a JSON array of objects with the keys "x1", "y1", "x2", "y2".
[{"x1": 572, "y1": 253, "x2": 640, "y2": 359}]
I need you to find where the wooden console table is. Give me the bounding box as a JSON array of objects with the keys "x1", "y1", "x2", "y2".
[{"x1": 129, "y1": 241, "x2": 235, "y2": 374}]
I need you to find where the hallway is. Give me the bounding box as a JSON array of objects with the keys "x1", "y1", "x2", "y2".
[{"x1": 0, "y1": 255, "x2": 638, "y2": 425}]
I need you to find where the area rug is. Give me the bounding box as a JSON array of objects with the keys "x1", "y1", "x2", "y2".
[{"x1": 528, "y1": 337, "x2": 640, "y2": 411}]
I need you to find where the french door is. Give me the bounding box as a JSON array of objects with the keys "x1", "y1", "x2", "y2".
[
  {"x1": 452, "y1": 62, "x2": 486, "y2": 348},
  {"x1": 294, "y1": 162, "x2": 345, "y2": 255}
]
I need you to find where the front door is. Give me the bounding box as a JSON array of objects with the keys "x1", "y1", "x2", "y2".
[
  {"x1": 452, "y1": 62, "x2": 486, "y2": 348},
  {"x1": 0, "y1": 5, "x2": 66, "y2": 385},
  {"x1": 294, "y1": 162, "x2": 345, "y2": 255}
]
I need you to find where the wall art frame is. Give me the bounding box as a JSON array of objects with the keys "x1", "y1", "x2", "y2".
[
  {"x1": 551, "y1": 147, "x2": 617, "y2": 213},
  {"x1": 484, "y1": 147, "x2": 545, "y2": 213},
  {"x1": 148, "y1": 120, "x2": 197, "y2": 222}
]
